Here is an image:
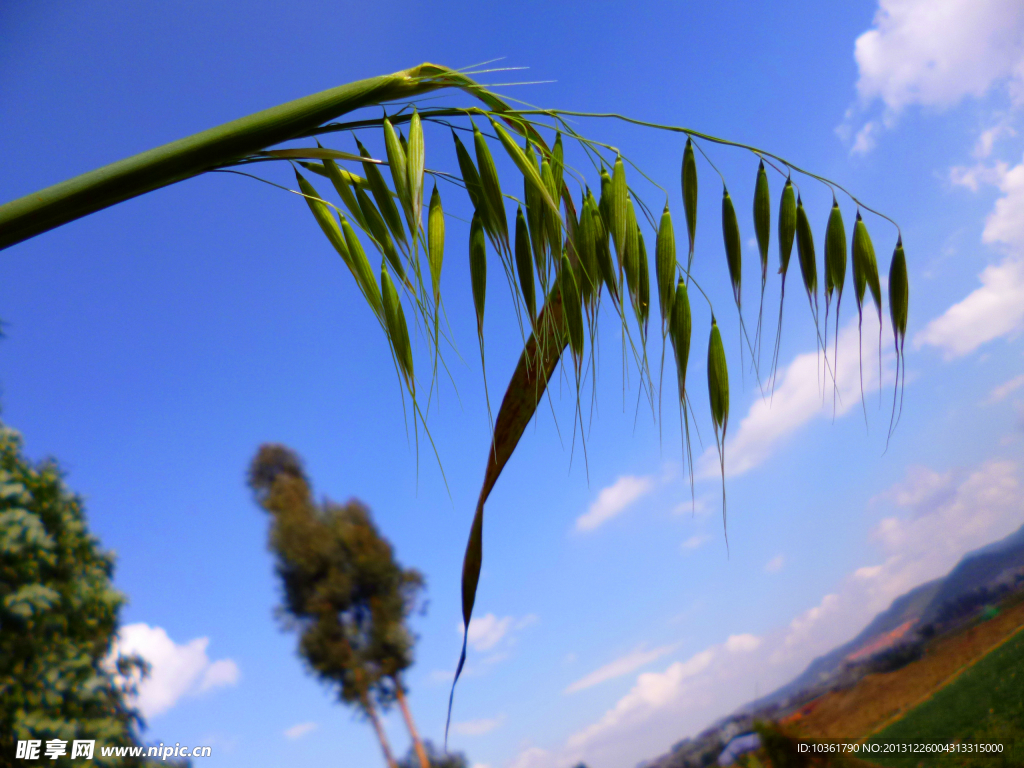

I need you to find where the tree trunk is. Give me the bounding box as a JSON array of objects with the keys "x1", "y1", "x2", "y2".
[
  {"x1": 364, "y1": 695, "x2": 398, "y2": 768},
  {"x1": 394, "y1": 678, "x2": 430, "y2": 768}
]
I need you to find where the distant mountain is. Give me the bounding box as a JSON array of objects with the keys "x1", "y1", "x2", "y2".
[
  {"x1": 644, "y1": 524, "x2": 1024, "y2": 768},
  {"x1": 751, "y1": 578, "x2": 943, "y2": 711},
  {"x1": 919, "y1": 523, "x2": 1024, "y2": 626},
  {"x1": 756, "y1": 522, "x2": 1024, "y2": 711}
]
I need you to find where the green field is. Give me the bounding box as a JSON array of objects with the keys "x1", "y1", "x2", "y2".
[{"x1": 865, "y1": 628, "x2": 1024, "y2": 767}]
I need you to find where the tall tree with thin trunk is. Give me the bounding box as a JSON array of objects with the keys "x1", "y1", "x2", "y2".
[{"x1": 248, "y1": 444, "x2": 429, "y2": 768}]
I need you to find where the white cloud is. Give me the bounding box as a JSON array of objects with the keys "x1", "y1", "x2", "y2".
[
  {"x1": 843, "y1": 1, "x2": 1024, "y2": 152},
  {"x1": 508, "y1": 457, "x2": 1024, "y2": 768},
  {"x1": 699, "y1": 311, "x2": 890, "y2": 478},
  {"x1": 855, "y1": 0, "x2": 1024, "y2": 113},
  {"x1": 764, "y1": 554, "x2": 785, "y2": 573},
  {"x1": 915, "y1": 253, "x2": 1024, "y2": 358},
  {"x1": 564, "y1": 645, "x2": 677, "y2": 694},
  {"x1": 284, "y1": 722, "x2": 317, "y2": 740},
  {"x1": 508, "y1": 747, "x2": 551, "y2": 768},
  {"x1": 875, "y1": 464, "x2": 952, "y2": 507},
  {"x1": 108, "y1": 624, "x2": 239, "y2": 719},
  {"x1": 566, "y1": 649, "x2": 716, "y2": 754},
  {"x1": 950, "y1": 159, "x2": 1008, "y2": 192},
  {"x1": 975, "y1": 123, "x2": 1017, "y2": 159},
  {"x1": 851, "y1": 120, "x2": 880, "y2": 155},
  {"x1": 452, "y1": 715, "x2": 504, "y2": 736},
  {"x1": 200, "y1": 658, "x2": 240, "y2": 692},
  {"x1": 575, "y1": 475, "x2": 654, "y2": 531},
  {"x1": 724, "y1": 634, "x2": 762, "y2": 653},
  {"x1": 776, "y1": 458, "x2": 1024, "y2": 663},
  {"x1": 464, "y1": 614, "x2": 513, "y2": 652},
  {"x1": 453, "y1": 613, "x2": 538, "y2": 659},
  {"x1": 982, "y1": 153, "x2": 1024, "y2": 248},
  {"x1": 681, "y1": 534, "x2": 710, "y2": 551},
  {"x1": 855, "y1": 564, "x2": 885, "y2": 580},
  {"x1": 673, "y1": 496, "x2": 709, "y2": 516},
  {"x1": 987, "y1": 373, "x2": 1024, "y2": 402}
]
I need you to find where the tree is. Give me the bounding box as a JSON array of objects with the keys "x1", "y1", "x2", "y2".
[
  {"x1": 0, "y1": 418, "x2": 153, "y2": 766},
  {"x1": 248, "y1": 443, "x2": 430, "y2": 768},
  {"x1": 0, "y1": 62, "x2": 910, "y2": 733},
  {"x1": 398, "y1": 740, "x2": 469, "y2": 768}
]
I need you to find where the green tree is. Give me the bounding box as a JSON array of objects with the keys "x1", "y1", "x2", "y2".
[
  {"x1": 0, "y1": 420, "x2": 149, "y2": 766},
  {"x1": 248, "y1": 443, "x2": 430, "y2": 768},
  {"x1": 398, "y1": 740, "x2": 468, "y2": 768}
]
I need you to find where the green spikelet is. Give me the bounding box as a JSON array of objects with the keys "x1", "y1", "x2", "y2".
[
  {"x1": 322, "y1": 157, "x2": 367, "y2": 230},
  {"x1": 610, "y1": 155, "x2": 628, "y2": 263},
  {"x1": 707, "y1": 315, "x2": 730, "y2": 548},
  {"x1": 515, "y1": 206, "x2": 537, "y2": 324},
  {"x1": 796, "y1": 194, "x2": 819, "y2": 323},
  {"x1": 682, "y1": 137, "x2": 698, "y2": 274},
  {"x1": 823, "y1": 197, "x2": 847, "y2": 404},
  {"x1": 381, "y1": 263, "x2": 414, "y2": 395},
  {"x1": 524, "y1": 141, "x2": 547, "y2": 289},
  {"x1": 339, "y1": 214, "x2": 383, "y2": 321},
  {"x1": 576, "y1": 194, "x2": 599, "y2": 309},
  {"x1": 778, "y1": 179, "x2": 796, "y2": 277},
  {"x1": 355, "y1": 186, "x2": 406, "y2": 284},
  {"x1": 551, "y1": 132, "x2": 565, "y2": 198},
  {"x1": 770, "y1": 177, "x2": 798, "y2": 392},
  {"x1": 656, "y1": 203, "x2": 677, "y2": 332},
  {"x1": 540, "y1": 159, "x2": 561, "y2": 273},
  {"x1": 669, "y1": 278, "x2": 692, "y2": 396},
  {"x1": 355, "y1": 137, "x2": 407, "y2": 248},
  {"x1": 623, "y1": 197, "x2": 641, "y2": 311},
  {"x1": 753, "y1": 160, "x2": 771, "y2": 362},
  {"x1": 383, "y1": 116, "x2": 410, "y2": 230},
  {"x1": 589, "y1": 192, "x2": 618, "y2": 303},
  {"x1": 637, "y1": 225, "x2": 650, "y2": 335},
  {"x1": 754, "y1": 161, "x2": 771, "y2": 291},
  {"x1": 887, "y1": 237, "x2": 909, "y2": 445},
  {"x1": 294, "y1": 169, "x2": 381, "y2": 319},
  {"x1": 473, "y1": 121, "x2": 509, "y2": 252},
  {"x1": 561, "y1": 252, "x2": 584, "y2": 366},
  {"x1": 406, "y1": 108, "x2": 425, "y2": 233},
  {"x1": 453, "y1": 130, "x2": 485, "y2": 213},
  {"x1": 851, "y1": 210, "x2": 881, "y2": 421},
  {"x1": 469, "y1": 212, "x2": 487, "y2": 336},
  {"x1": 427, "y1": 184, "x2": 444, "y2": 303},
  {"x1": 722, "y1": 186, "x2": 742, "y2": 310}
]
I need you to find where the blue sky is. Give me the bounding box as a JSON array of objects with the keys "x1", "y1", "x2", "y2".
[{"x1": 3, "y1": 1, "x2": 1024, "y2": 767}]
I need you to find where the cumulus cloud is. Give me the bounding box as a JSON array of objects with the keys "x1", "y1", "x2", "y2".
[
  {"x1": 108, "y1": 624, "x2": 240, "y2": 719},
  {"x1": 764, "y1": 554, "x2": 786, "y2": 573},
  {"x1": 724, "y1": 634, "x2": 762, "y2": 653},
  {"x1": 451, "y1": 613, "x2": 538, "y2": 659},
  {"x1": 564, "y1": 645, "x2": 677, "y2": 694},
  {"x1": 681, "y1": 535, "x2": 711, "y2": 551},
  {"x1": 575, "y1": 475, "x2": 654, "y2": 531},
  {"x1": 918, "y1": 152, "x2": 1024, "y2": 358},
  {"x1": 851, "y1": 120, "x2": 881, "y2": 155},
  {"x1": 975, "y1": 123, "x2": 1017, "y2": 159},
  {"x1": 916, "y1": 257, "x2": 1024, "y2": 357},
  {"x1": 698, "y1": 310, "x2": 890, "y2": 479},
  {"x1": 452, "y1": 715, "x2": 504, "y2": 736},
  {"x1": 843, "y1": 0, "x2": 1024, "y2": 152},
  {"x1": 775, "y1": 458, "x2": 1024, "y2": 663},
  {"x1": 284, "y1": 722, "x2": 317, "y2": 740},
  {"x1": 987, "y1": 373, "x2": 1024, "y2": 402},
  {"x1": 855, "y1": 0, "x2": 1024, "y2": 112},
  {"x1": 509, "y1": 457, "x2": 1023, "y2": 768}
]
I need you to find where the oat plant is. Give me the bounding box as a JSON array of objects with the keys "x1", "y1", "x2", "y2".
[{"x1": 0, "y1": 61, "x2": 909, "y2": 744}]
